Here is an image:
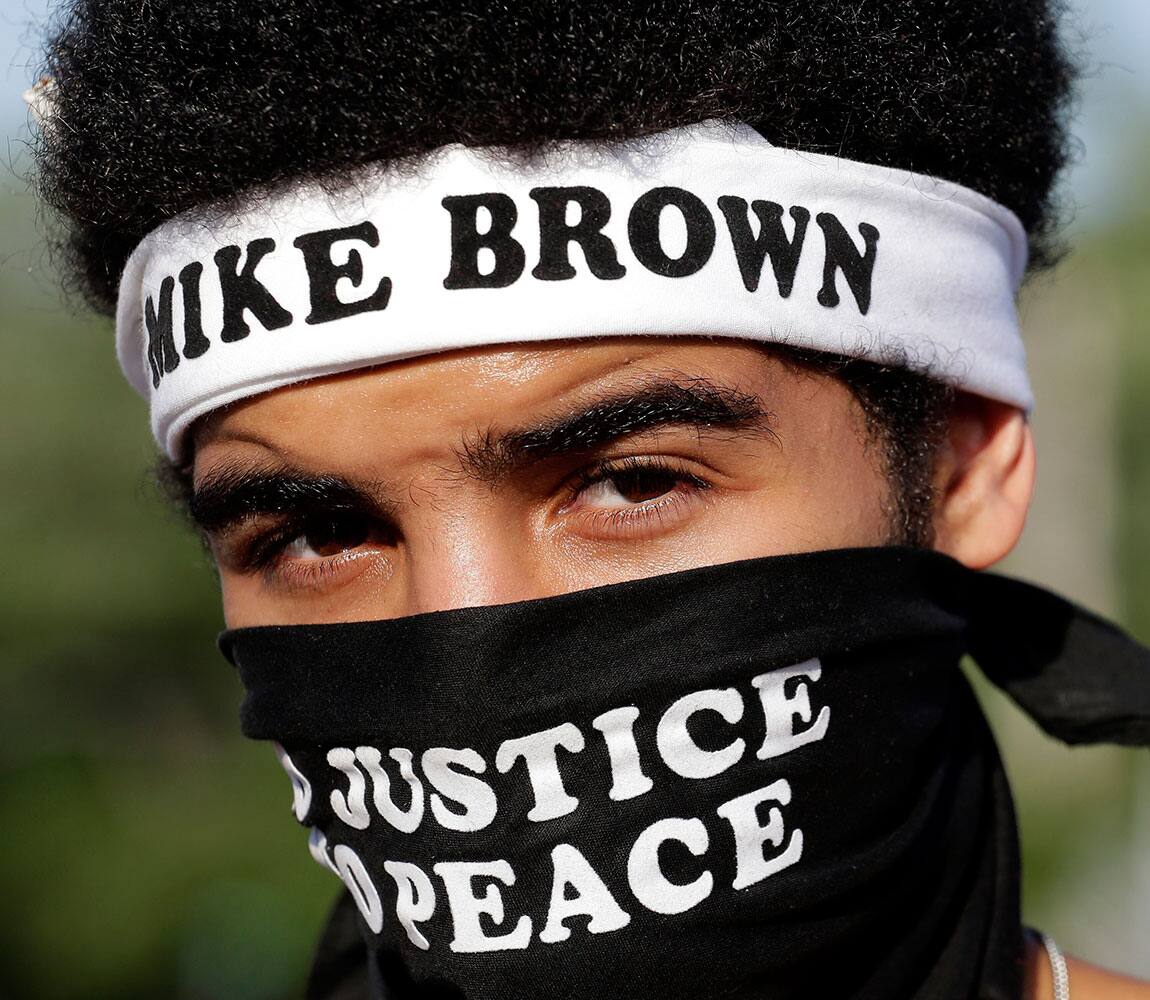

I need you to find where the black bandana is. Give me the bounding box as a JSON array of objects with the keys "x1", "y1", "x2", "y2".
[{"x1": 220, "y1": 546, "x2": 1150, "y2": 1000}]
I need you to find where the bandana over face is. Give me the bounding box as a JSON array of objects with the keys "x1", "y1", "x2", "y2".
[{"x1": 221, "y1": 547, "x2": 1150, "y2": 1000}]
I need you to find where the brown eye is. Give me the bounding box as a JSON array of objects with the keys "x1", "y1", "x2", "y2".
[
  {"x1": 605, "y1": 466, "x2": 681, "y2": 504},
  {"x1": 559, "y1": 457, "x2": 715, "y2": 541},
  {"x1": 284, "y1": 512, "x2": 373, "y2": 560},
  {"x1": 574, "y1": 461, "x2": 707, "y2": 510}
]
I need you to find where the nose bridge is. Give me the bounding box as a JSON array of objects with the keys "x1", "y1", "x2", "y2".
[{"x1": 402, "y1": 497, "x2": 537, "y2": 614}]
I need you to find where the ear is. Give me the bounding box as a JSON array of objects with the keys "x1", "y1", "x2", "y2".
[{"x1": 931, "y1": 394, "x2": 1036, "y2": 569}]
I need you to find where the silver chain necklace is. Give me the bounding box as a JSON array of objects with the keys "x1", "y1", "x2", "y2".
[{"x1": 1036, "y1": 930, "x2": 1071, "y2": 1000}]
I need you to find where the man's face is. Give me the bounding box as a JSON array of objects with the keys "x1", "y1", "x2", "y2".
[{"x1": 190, "y1": 338, "x2": 897, "y2": 627}]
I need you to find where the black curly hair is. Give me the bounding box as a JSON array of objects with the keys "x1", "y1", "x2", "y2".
[{"x1": 33, "y1": 0, "x2": 1078, "y2": 544}]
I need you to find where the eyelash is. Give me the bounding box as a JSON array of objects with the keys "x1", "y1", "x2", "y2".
[
  {"x1": 237, "y1": 507, "x2": 373, "y2": 574},
  {"x1": 562, "y1": 455, "x2": 712, "y2": 531},
  {"x1": 230, "y1": 457, "x2": 712, "y2": 587}
]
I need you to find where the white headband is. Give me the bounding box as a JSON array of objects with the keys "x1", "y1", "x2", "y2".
[{"x1": 115, "y1": 120, "x2": 1032, "y2": 460}]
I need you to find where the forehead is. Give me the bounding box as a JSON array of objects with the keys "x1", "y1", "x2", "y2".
[{"x1": 189, "y1": 336, "x2": 854, "y2": 474}]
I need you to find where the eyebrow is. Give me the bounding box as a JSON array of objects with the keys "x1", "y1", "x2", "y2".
[
  {"x1": 457, "y1": 375, "x2": 775, "y2": 481},
  {"x1": 188, "y1": 374, "x2": 775, "y2": 536},
  {"x1": 187, "y1": 466, "x2": 390, "y2": 536}
]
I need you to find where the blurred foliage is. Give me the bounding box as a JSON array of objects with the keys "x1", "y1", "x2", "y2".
[
  {"x1": 0, "y1": 190, "x2": 335, "y2": 998},
  {"x1": 1, "y1": 138, "x2": 1148, "y2": 996},
  {"x1": 1109, "y1": 160, "x2": 1150, "y2": 644},
  {"x1": 996, "y1": 142, "x2": 1150, "y2": 942}
]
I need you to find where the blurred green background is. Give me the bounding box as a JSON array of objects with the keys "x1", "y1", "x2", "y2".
[{"x1": 1, "y1": 1, "x2": 1148, "y2": 997}]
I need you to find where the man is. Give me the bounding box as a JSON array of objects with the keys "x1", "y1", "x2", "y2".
[{"x1": 32, "y1": 2, "x2": 1150, "y2": 998}]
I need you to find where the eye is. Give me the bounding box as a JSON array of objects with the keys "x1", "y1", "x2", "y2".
[
  {"x1": 560, "y1": 456, "x2": 713, "y2": 538},
  {"x1": 281, "y1": 511, "x2": 374, "y2": 561},
  {"x1": 238, "y1": 509, "x2": 397, "y2": 592},
  {"x1": 577, "y1": 462, "x2": 692, "y2": 508}
]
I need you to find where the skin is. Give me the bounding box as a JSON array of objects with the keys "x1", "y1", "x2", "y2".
[{"x1": 189, "y1": 335, "x2": 1146, "y2": 999}]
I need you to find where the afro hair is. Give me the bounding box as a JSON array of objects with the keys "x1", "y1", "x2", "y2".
[{"x1": 35, "y1": 0, "x2": 1076, "y2": 316}]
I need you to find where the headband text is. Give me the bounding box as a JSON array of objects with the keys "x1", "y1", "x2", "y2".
[{"x1": 143, "y1": 184, "x2": 880, "y2": 388}]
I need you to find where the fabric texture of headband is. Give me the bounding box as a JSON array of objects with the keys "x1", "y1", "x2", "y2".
[{"x1": 114, "y1": 120, "x2": 1032, "y2": 459}]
